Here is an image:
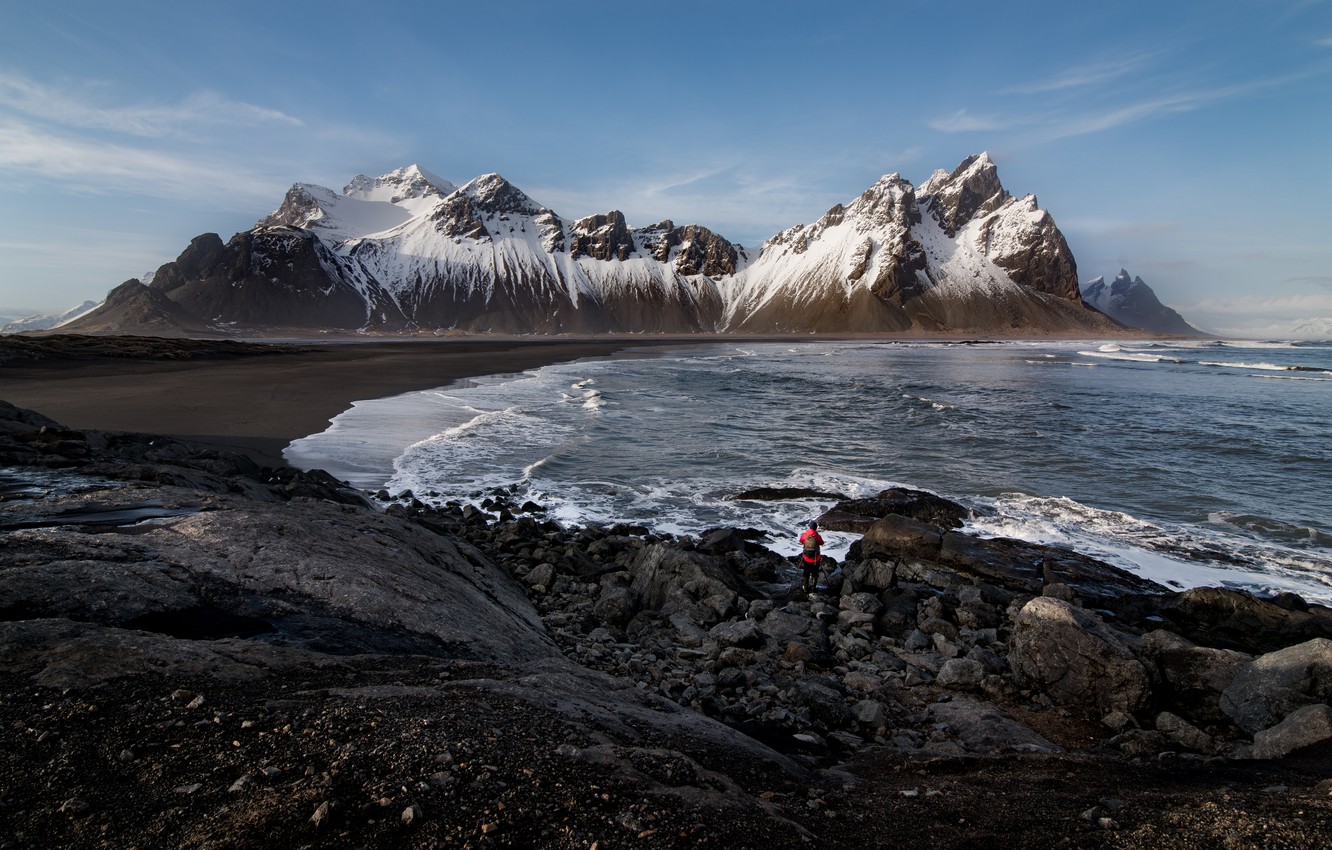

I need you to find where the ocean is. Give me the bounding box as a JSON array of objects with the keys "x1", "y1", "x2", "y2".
[{"x1": 285, "y1": 339, "x2": 1332, "y2": 605}]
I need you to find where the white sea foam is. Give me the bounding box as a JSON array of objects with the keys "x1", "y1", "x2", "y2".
[
  {"x1": 966, "y1": 493, "x2": 1332, "y2": 604},
  {"x1": 1077, "y1": 349, "x2": 1182, "y2": 363},
  {"x1": 288, "y1": 338, "x2": 1332, "y2": 604}
]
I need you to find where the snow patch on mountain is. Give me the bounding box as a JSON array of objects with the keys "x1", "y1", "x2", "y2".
[{"x1": 1, "y1": 300, "x2": 102, "y2": 334}]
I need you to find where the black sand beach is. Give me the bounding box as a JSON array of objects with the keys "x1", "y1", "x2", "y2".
[{"x1": 0, "y1": 335, "x2": 704, "y2": 467}]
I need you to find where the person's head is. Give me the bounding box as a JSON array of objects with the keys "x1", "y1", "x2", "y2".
[{"x1": 807, "y1": 520, "x2": 818, "y2": 530}]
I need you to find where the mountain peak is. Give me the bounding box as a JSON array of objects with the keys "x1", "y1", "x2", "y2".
[
  {"x1": 344, "y1": 165, "x2": 456, "y2": 204},
  {"x1": 918, "y1": 152, "x2": 1010, "y2": 236},
  {"x1": 1081, "y1": 269, "x2": 1206, "y2": 336},
  {"x1": 460, "y1": 173, "x2": 549, "y2": 216}
]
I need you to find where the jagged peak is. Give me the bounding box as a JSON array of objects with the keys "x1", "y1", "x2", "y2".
[
  {"x1": 458, "y1": 173, "x2": 549, "y2": 216},
  {"x1": 918, "y1": 152, "x2": 1013, "y2": 235},
  {"x1": 344, "y1": 165, "x2": 455, "y2": 203}
]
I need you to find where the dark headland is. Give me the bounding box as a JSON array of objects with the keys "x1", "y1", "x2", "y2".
[{"x1": 1, "y1": 334, "x2": 1330, "y2": 849}]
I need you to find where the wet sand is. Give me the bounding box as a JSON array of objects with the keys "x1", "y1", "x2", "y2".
[{"x1": 0, "y1": 336, "x2": 707, "y2": 468}]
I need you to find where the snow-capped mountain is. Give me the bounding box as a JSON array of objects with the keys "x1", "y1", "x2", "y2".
[
  {"x1": 1081, "y1": 269, "x2": 1205, "y2": 337},
  {"x1": 61, "y1": 154, "x2": 1120, "y2": 336},
  {"x1": 1, "y1": 300, "x2": 101, "y2": 335},
  {"x1": 722, "y1": 153, "x2": 1103, "y2": 332}
]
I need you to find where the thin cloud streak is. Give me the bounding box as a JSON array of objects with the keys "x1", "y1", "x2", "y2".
[
  {"x1": 1003, "y1": 50, "x2": 1164, "y2": 94},
  {"x1": 0, "y1": 120, "x2": 285, "y2": 208},
  {"x1": 928, "y1": 109, "x2": 1009, "y2": 133},
  {"x1": 0, "y1": 73, "x2": 302, "y2": 138}
]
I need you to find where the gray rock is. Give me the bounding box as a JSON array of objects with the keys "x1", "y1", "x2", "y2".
[
  {"x1": 401, "y1": 803, "x2": 424, "y2": 827},
  {"x1": 925, "y1": 697, "x2": 1061, "y2": 755},
  {"x1": 936, "y1": 658, "x2": 984, "y2": 690},
  {"x1": 852, "y1": 699, "x2": 889, "y2": 728},
  {"x1": 792, "y1": 679, "x2": 851, "y2": 730},
  {"x1": 1252, "y1": 703, "x2": 1332, "y2": 759},
  {"x1": 840, "y1": 592, "x2": 883, "y2": 615},
  {"x1": 1146, "y1": 634, "x2": 1251, "y2": 726},
  {"x1": 628, "y1": 544, "x2": 757, "y2": 625},
  {"x1": 593, "y1": 585, "x2": 636, "y2": 627},
  {"x1": 1221, "y1": 638, "x2": 1332, "y2": 734},
  {"x1": 841, "y1": 559, "x2": 897, "y2": 593},
  {"x1": 904, "y1": 629, "x2": 932, "y2": 652},
  {"x1": 1010, "y1": 597, "x2": 1150, "y2": 712},
  {"x1": 857, "y1": 515, "x2": 942, "y2": 561},
  {"x1": 526, "y1": 562, "x2": 555, "y2": 588},
  {"x1": 709, "y1": 618, "x2": 764, "y2": 649},
  {"x1": 1154, "y1": 711, "x2": 1219, "y2": 755}
]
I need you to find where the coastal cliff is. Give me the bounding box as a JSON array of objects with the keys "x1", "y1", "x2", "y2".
[{"x1": 2, "y1": 399, "x2": 1330, "y2": 848}]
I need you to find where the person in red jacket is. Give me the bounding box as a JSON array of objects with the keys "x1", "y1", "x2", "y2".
[{"x1": 799, "y1": 520, "x2": 824, "y2": 592}]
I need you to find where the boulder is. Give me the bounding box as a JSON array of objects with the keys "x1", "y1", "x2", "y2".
[
  {"x1": 1251, "y1": 703, "x2": 1332, "y2": 760},
  {"x1": 819, "y1": 488, "x2": 969, "y2": 533},
  {"x1": 855, "y1": 515, "x2": 942, "y2": 561},
  {"x1": 698, "y1": 527, "x2": 748, "y2": 555},
  {"x1": 791, "y1": 679, "x2": 851, "y2": 730},
  {"x1": 841, "y1": 558, "x2": 897, "y2": 593},
  {"x1": 1154, "y1": 587, "x2": 1332, "y2": 655},
  {"x1": 593, "y1": 585, "x2": 636, "y2": 627},
  {"x1": 936, "y1": 658, "x2": 985, "y2": 690},
  {"x1": 709, "y1": 618, "x2": 764, "y2": 649},
  {"x1": 627, "y1": 544, "x2": 758, "y2": 626},
  {"x1": 1220, "y1": 638, "x2": 1332, "y2": 735},
  {"x1": 1154, "y1": 711, "x2": 1220, "y2": 755},
  {"x1": 1143, "y1": 632, "x2": 1252, "y2": 727},
  {"x1": 937, "y1": 535, "x2": 1166, "y2": 609},
  {"x1": 925, "y1": 697, "x2": 1061, "y2": 755},
  {"x1": 1009, "y1": 597, "x2": 1150, "y2": 712}
]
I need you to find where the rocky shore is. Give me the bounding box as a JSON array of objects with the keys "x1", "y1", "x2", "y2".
[{"x1": 2, "y1": 398, "x2": 1330, "y2": 849}]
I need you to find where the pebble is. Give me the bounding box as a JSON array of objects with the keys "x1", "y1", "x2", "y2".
[{"x1": 310, "y1": 800, "x2": 331, "y2": 828}]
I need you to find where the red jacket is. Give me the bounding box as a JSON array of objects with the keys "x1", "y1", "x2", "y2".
[{"x1": 799, "y1": 528, "x2": 824, "y2": 563}]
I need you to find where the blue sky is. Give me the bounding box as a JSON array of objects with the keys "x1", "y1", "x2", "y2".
[{"x1": 2, "y1": 0, "x2": 1330, "y2": 336}]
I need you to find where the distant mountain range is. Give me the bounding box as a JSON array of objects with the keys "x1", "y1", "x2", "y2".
[
  {"x1": 1, "y1": 301, "x2": 100, "y2": 335},
  {"x1": 46, "y1": 154, "x2": 1190, "y2": 337},
  {"x1": 1080, "y1": 270, "x2": 1206, "y2": 337}
]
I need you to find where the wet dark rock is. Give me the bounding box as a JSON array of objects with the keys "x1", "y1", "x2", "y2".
[
  {"x1": 1149, "y1": 587, "x2": 1332, "y2": 654},
  {"x1": 820, "y1": 488, "x2": 970, "y2": 533}
]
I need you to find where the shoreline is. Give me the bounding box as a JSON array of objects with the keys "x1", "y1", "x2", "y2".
[
  {"x1": 0, "y1": 335, "x2": 735, "y2": 468},
  {"x1": 0, "y1": 330, "x2": 1164, "y2": 469}
]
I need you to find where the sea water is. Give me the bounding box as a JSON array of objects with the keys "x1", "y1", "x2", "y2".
[{"x1": 285, "y1": 339, "x2": 1332, "y2": 604}]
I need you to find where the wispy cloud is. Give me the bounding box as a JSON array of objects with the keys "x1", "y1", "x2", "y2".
[
  {"x1": 1004, "y1": 50, "x2": 1163, "y2": 94},
  {"x1": 0, "y1": 119, "x2": 283, "y2": 207},
  {"x1": 0, "y1": 73, "x2": 301, "y2": 139},
  {"x1": 928, "y1": 109, "x2": 1009, "y2": 133},
  {"x1": 1318, "y1": 36, "x2": 1332, "y2": 46}
]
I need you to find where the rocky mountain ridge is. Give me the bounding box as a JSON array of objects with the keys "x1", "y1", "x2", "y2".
[
  {"x1": 57, "y1": 154, "x2": 1128, "y2": 337},
  {"x1": 1081, "y1": 269, "x2": 1206, "y2": 337}
]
